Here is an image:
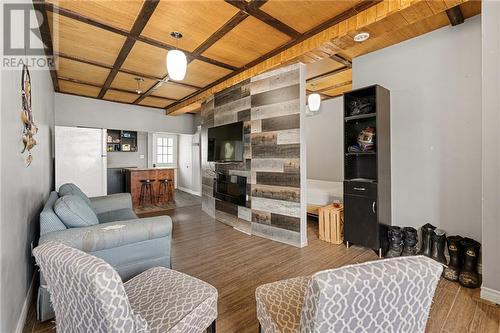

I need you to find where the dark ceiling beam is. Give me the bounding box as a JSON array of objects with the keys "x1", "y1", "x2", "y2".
[
  {"x1": 225, "y1": 0, "x2": 301, "y2": 38},
  {"x1": 306, "y1": 66, "x2": 350, "y2": 85},
  {"x1": 32, "y1": 0, "x2": 59, "y2": 92},
  {"x1": 45, "y1": 2, "x2": 238, "y2": 71},
  {"x1": 98, "y1": 0, "x2": 159, "y2": 98},
  {"x1": 58, "y1": 76, "x2": 177, "y2": 101},
  {"x1": 192, "y1": 11, "x2": 249, "y2": 56},
  {"x1": 167, "y1": 0, "x2": 382, "y2": 114},
  {"x1": 329, "y1": 54, "x2": 352, "y2": 67},
  {"x1": 56, "y1": 52, "x2": 202, "y2": 90},
  {"x1": 446, "y1": 5, "x2": 465, "y2": 26}
]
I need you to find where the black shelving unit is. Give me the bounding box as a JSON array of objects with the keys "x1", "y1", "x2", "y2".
[
  {"x1": 343, "y1": 85, "x2": 391, "y2": 257},
  {"x1": 106, "y1": 129, "x2": 137, "y2": 152}
]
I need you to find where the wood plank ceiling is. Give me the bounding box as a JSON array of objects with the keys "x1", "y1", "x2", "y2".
[{"x1": 39, "y1": 0, "x2": 480, "y2": 114}]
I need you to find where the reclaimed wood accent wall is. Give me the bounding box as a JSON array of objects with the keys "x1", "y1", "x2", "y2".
[{"x1": 201, "y1": 63, "x2": 306, "y2": 247}]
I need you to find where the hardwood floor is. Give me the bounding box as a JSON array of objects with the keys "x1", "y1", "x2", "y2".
[{"x1": 24, "y1": 204, "x2": 500, "y2": 333}]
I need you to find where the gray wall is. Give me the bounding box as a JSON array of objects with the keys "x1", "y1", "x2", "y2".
[
  {"x1": 107, "y1": 131, "x2": 148, "y2": 168},
  {"x1": 0, "y1": 47, "x2": 55, "y2": 333},
  {"x1": 305, "y1": 97, "x2": 343, "y2": 181},
  {"x1": 55, "y1": 93, "x2": 196, "y2": 134},
  {"x1": 353, "y1": 15, "x2": 482, "y2": 241},
  {"x1": 481, "y1": 1, "x2": 500, "y2": 303}
]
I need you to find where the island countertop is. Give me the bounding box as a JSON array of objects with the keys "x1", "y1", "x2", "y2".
[
  {"x1": 125, "y1": 168, "x2": 175, "y2": 207},
  {"x1": 124, "y1": 167, "x2": 176, "y2": 172}
]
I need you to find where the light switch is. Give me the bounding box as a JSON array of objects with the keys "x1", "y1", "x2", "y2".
[{"x1": 139, "y1": 155, "x2": 145, "y2": 159}]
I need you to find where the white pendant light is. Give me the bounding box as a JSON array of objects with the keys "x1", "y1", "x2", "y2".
[
  {"x1": 166, "y1": 32, "x2": 187, "y2": 81},
  {"x1": 308, "y1": 93, "x2": 321, "y2": 112}
]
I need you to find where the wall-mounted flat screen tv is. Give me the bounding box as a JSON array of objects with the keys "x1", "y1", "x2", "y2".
[{"x1": 208, "y1": 122, "x2": 244, "y2": 162}]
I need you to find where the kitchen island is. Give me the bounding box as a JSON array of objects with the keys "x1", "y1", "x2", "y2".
[{"x1": 124, "y1": 168, "x2": 175, "y2": 207}]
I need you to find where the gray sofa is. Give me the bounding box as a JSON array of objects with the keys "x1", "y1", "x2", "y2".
[{"x1": 37, "y1": 185, "x2": 172, "y2": 321}]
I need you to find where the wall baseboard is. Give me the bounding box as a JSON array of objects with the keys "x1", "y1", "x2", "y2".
[
  {"x1": 15, "y1": 274, "x2": 35, "y2": 333},
  {"x1": 481, "y1": 286, "x2": 500, "y2": 305},
  {"x1": 177, "y1": 186, "x2": 201, "y2": 197}
]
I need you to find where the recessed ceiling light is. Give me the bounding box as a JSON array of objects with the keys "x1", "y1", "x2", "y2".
[{"x1": 354, "y1": 32, "x2": 370, "y2": 42}]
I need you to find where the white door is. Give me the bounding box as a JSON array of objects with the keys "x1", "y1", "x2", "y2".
[
  {"x1": 191, "y1": 126, "x2": 202, "y2": 195},
  {"x1": 178, "y1": 134, "x2": 193, "y2": 191},
  {"x1": 152, "y1": 133, "x2": 177, "y2": 168},
  {"x1": 55, "y1": 126, "x2": 107, "y2": 197}
]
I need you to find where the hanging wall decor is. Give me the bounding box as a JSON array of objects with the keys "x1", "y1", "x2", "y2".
[{"x1": 20, "y1": 64, "x2": 38, "y2": 166}]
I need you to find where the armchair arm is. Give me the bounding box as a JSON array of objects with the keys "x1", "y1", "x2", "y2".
[
  {"x1": 90, "y1": 193, "x2": 133, "y2": 214},
  {"x1": 39, "y1": 216, "x2": 172, "y2": 253}
]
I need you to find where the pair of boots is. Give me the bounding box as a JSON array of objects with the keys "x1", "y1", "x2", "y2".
[
  {"x1": 444, "y1": 236, "x2": 481, "y2": 288},
  {"x1": 418, "y1": 223, "x2": 447, "y2": 265},
  {"x1": 386, "y1": 226, "x2": 417, "y2": 258}
]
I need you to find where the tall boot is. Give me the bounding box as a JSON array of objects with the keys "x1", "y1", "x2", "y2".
[
  {"x1": 430, "y1": 229, "x2": 447, "y2": 265},
  {"x1": 418, "y1": 223, "x2": 436, "y2": 257},
  {"x1": 443, "y1": 236, "x2": 463, "y2": 281},
  {"x1": 385, "y1": 226, "x2": 403, "y2": 258},
  {"x1": 459, "y1": 238, "x2": 481, "y2": 288},
  {"x1": 402, "y1": 227, "x2": 418, "y2": 256}
]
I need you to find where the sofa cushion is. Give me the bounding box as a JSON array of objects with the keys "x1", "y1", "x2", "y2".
[
  {"x1": 58, "y1": 183, "x2": 92, "y2": 207},
  {"x1": 97, "y1": 208, "x2": 137, "y2": 224},
  {"x1": 40, "y1": 191, "x2": 67, "y2": 235},
  {"x1": 54, "y1": 194, "x2": 99, "y2": 228}
]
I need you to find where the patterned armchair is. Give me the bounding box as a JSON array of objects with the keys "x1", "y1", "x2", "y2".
[
  {"x1": 256, "y1": 256, "x2": 443, "y2": 333},
  {"x1": 33, "y1": 242, "x2": 218, "y2": 333}
]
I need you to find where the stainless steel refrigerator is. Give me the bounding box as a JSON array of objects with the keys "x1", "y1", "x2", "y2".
[{"x1": 55, "y1": 126, "x2": 107, "y2": 197}]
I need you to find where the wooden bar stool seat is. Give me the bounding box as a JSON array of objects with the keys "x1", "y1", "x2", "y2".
[{"x1": 139, "y1": 179, "x2": 155, "y2": 206}]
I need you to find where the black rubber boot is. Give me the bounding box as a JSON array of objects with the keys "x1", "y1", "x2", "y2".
[
  {"x1": 443, "y1": 235, "x2": 463, "y2": 281},
  {"x1": 459, "y1": 238, "x2": 481, "y2": 288},
  {"x1": 385, "y1": 226, "x2": 403, "y2": 258},
  {"x1": 402, "y1": 227, "x2": 418, "y2": 256},
  {"x1": 418, "y1": 223, "x2": 436, "y2": 257},
  {"x1": 430, "y1": 229, "x2": 447, "y2": 264}
]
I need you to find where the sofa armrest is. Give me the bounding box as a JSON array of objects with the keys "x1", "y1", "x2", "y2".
[
  {"x1": 39, "y1": 216, "x2": 172, "y2": 253},
  {"x1": 90, "y1": 193, "x2": 133, "y2": 214}
]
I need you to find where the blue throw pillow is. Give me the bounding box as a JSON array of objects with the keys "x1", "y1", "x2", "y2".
[
  {"x1": 58, "y1": 183, "x2": 92, "y2": 207},
  {"x1": 54, "y1": 194, "x2": 99, "y2": 228}
]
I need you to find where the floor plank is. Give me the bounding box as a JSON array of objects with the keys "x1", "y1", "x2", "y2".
[{"x1": 24, "y1": 204, "x2": 500, "y2": 333}]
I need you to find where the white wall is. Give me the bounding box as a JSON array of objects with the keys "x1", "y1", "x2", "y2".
[
  {"x1": 55, "y1": 93, "x2": 196, "y2": 134},
  {"x1": 481, "y1": 1, "x2": 500, "y2": 304},
  {"x1": 353, "y1": 15, "x2": 482, "y2": 241},
  {"x1": 0, "y1": 43, "x2": 55, "y2": 333},
  {"x1": 305, "y1": 97, "x2": 343, "y2": 181}
]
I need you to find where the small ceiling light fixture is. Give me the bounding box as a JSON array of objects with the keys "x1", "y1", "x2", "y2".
[
  {"x1": 166, "y1": 31, "x2": 187, "y2": 81},
  {"x1": 307, "y1": 93, "x2": 321, "y2": 112},
  {"x1": 134, "y1": 77, "x2": 144, "y2": 94},
  {"x1": 354, "y1": 31, "x2": 370, "y2": 42}
]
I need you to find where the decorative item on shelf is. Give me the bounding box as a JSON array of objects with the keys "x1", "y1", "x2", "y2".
[
  {"x1": 402, "y1": 227, "x2": 418, "y2": 256},
  {"x1": 458, "y1": 238, "x2": 481, "y2": 288},
  {"x1": 430, "y1": 229, "x2": 447, "y2": 265},
  {"x1": 348, "y1": 127, "x2": 376, "y2": 152},
  {"x1": 166, "y1": 31, "x2": 187, "y2": 81},
  {"x1": 385, "y1": 226, "x2": 403, "y2": 258},
  {"x1": 443, "y1": 235, "x2": 463, "y2": 281},
  {"x1": 418, "y1": 223, "x2": 436, "y2": 257},
  {"x1": 357, "y1": 127, "x2": 376, "y2": 151},
  {"x1": 348, "y1": 96, "x2": 375, "y2": 116},
  {"x1": 20, "y1": 64, "x2": 38, "y2": 166}
]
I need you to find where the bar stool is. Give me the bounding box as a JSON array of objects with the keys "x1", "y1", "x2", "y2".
[
  {"x1": 157, "y1": 179, "x2": 175, "y2": 203},
  {"x1": 139, "y1": 179, "x2": 155, "y2": 206}
]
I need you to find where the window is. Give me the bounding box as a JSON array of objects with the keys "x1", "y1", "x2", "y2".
[{"x1": 152, "y1": 134, "x2": 177, "y2": 167}]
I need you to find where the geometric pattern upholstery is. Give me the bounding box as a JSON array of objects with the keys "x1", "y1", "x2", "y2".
[
  {"x1": 256, "y1": 256, "x2": 443, "y2": 333},
  {"x1": 255, "y1": 276, "x2": 310, "y2": 333},
  {"x1": 33, "y1": 242, "x2": 217, "y2": 333},
  {"x1": 125, "y1": 267, "x2": 218, "y2": 333},
  {"x1": 33, "y1": 241, "x2": 146, "y2": 333}
]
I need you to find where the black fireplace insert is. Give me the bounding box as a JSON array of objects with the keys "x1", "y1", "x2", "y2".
[{"x1": 213, "y1": 173, "x2": 247, "y2": 206}]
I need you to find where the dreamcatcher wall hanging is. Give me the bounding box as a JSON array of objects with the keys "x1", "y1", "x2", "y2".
[{"x1": 21, "y1": 64, "x2": 38, "y2": 166}]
